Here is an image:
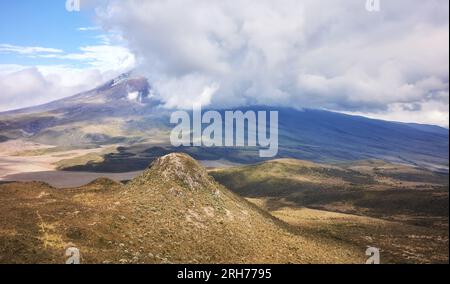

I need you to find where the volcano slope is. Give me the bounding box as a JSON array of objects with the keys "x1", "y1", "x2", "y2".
[
  {"x1": 0, "y1": 153, "x2": 365, "y2": 264},
  {"x1": 210, "y1": 159, "x2": 449, "y2": 263}
]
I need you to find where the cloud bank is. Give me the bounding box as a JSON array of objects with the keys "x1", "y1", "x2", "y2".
[
  {"x1": 97, "y1": 0, "x2": 449, "y2": 127},
  {"x1": 0, "y1": 66, "x2": 103, "y2": 111},
  {"x1": 0, "y1": 42, "x2": 135, "y2": 111}
]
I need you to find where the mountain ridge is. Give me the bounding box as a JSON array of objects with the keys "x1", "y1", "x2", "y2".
[
  {"x1": 0, "y1": 73, "x2": 448, "y2": 171},
  {"x1": 0, "y1": 152, "x2": 365, "y2": 263}
]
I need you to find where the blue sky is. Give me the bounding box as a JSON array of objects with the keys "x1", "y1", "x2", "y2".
[
  {"x1": 0, "y1": 0, "x2": 103, "y2": 67},
  {"x1": 0, "y1": 0, "x2": 135, "y2": 111}
]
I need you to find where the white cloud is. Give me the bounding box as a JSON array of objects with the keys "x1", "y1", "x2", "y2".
[
  {"x1": 41, "y1": 45, "x2": 136, "y2": 72},
  {"x1": 96, "y1": 0, "x2": 449, "y2": 127},
  {"x1": 0, "y1": 66, "x2": 106, "y2": 111},
  {"x1": 77, "y1": 26, "x2": 101, "y2": 31},
  {"x1": 0, "y1": 64, "x2": 27, "y2": 75},
  {"x1": 0, "y1": 39, "x2": 136, "y2": 112},
  {"x1": 155, "y1": 74, "x2": 220, "y2": 108},
  {"x1": 0, "y1": 44, "x2": 63, "y2": 55},
  {"x1": 344, "y1": 99, "x2": 450, "y2": 128},
  {"x1": 0, "y1": 43, "x2": 135, "y2": 111}
]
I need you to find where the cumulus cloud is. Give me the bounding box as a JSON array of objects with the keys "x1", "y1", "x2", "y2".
[
  {"x1": 96, "y1": 0, "x2": 449, "y2": 127},
  {"x1": 0, "y1": 41, "x2": 135, "y2": 111},
  {"x1": 41, "y1": 45, "x2": 135, "y2": 72},
  {"x1": 0, "y1": 66, "x2": 105, "y2": 111},
  {"x1": 345, "y1": 99, "x2": 450, "y2": 128}
]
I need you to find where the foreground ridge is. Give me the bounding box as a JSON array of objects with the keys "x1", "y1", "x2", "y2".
[{"x1": 0, "y1": 153, "x2": 364, "y2": 264}]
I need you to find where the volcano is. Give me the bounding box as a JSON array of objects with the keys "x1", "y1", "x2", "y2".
[{"x1": 0, "y1": 73, "x2": 448, "y2": 171}]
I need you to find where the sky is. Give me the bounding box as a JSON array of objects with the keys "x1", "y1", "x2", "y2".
[
  {"x1": 0, "y1": 0, "x2": 135, "y2": 111},
  {"x1": 0, "y1": 0, "x2": 449, "y2": 127}
]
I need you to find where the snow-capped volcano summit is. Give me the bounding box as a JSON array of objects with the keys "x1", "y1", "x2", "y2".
[{"x1": 0, "y1": 73, "x2": 448, "y2": 171}]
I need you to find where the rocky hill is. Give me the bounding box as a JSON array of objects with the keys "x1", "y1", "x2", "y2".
[{"x1": 0, "y1": 153, "x2": 365, "y2": 264}]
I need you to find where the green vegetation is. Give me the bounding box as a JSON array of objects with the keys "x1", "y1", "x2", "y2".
[
  {"x1": 211, "y1": 158, "x2": 449, "y2": 263},
  {"x1": 0, "y1": 153, "x2": 366, "y2": 264},
  {"x1": 211, "y1": 159, "x2": 449, "y2": 219}
]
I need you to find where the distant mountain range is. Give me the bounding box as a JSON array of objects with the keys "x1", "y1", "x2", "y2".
[{"x1": 0, "y1": 72, "x2": 448, "y2": 172}]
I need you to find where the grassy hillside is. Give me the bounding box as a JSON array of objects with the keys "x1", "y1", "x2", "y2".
[
  {"x1": 0, "y1": 153, "x2": 366, "y2": 264},
  {"x1": 210, "y1": 159, "x2": 449, "y2": 220},
  {"x1": 210, "y1": 159, "x2": 449, "y2": 263}
]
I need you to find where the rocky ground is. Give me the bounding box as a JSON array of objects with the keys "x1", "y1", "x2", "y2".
[{"x1": 0, "y1": 153, "x2": 367, "y2": 264}]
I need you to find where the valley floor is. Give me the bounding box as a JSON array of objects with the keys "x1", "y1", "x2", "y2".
[
  {"x1": 247, "y1": 198, "x2": 449, "y2": 264},
  {"x1": 0, "y1": 141, "x2": 448, "y2": 264},
  {"x1": 0, "y1": 140, "x2": 115, "y2": 182}
]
